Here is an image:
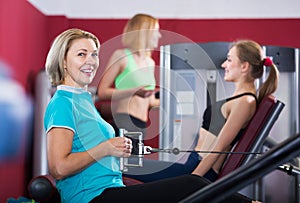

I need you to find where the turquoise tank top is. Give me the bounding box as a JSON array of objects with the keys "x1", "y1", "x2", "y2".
[{"x1": 115, "y1": 49, "x2": 156, "y2": 90}]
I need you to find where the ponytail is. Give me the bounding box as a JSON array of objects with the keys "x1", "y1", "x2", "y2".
[{"x1": 257, "y1": 58, "x2": 279, "y2": 103}]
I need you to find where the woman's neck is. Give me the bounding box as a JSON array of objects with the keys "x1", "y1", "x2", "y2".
[{"x1": 234, "y1": 82, "x2": 256, "y2": 95}]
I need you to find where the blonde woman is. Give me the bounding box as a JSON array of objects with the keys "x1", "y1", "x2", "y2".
[{"x1": 97, "y1": 13, "x2": 161, "y2": 138}]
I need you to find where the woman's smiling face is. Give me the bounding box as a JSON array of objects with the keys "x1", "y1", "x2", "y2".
[
  {"x1": 221, "y1": 46, "x2": 243, "y2": 82},
  {"x1": 63, "y1": 38, "x2": 99, "y2": 88}
]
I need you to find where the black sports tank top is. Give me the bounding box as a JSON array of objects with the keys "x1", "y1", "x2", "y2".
[{"x1": 201, "y1": 92, "x2": 258, "y2": 146}]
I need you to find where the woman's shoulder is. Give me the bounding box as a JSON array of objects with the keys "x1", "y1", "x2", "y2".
[
  {"x1": 48, "y1": 91, "x2": 71, "y2": 107},
  {"x1": 230, "y1": 93, "x2": 257, "y2": 116},
  {"x1": 112, "y1": 48, "x2": 129, "y2": 56},
  {"x1": 236, "y1": 94, "x2": 257, "y2": 106},
  {"x1": 110, "y1": 49, "x2": 129, "y2": 63}
]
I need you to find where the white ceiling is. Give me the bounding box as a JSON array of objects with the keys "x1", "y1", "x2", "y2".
[{"x1": 27, "y1": 0, "x2": 300, "y2": 19}]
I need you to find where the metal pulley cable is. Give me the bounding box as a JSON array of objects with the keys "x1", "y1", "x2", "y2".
[{"x1": 146, "y1": 147, "x2": 262, "y2": 155}]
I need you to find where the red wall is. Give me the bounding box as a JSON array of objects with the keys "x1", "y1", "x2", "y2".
[
  {"x1": 0, "y1": 0, "x2": 48, "y2": 88},
  {"x1": 0, "y1": 1, "x2": 48, "y2": 202},
  {"x1": 0, "y1": 0, "x2": 300, "y2": 201}
]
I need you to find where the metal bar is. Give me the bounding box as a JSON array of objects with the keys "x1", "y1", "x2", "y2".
[
  {"x1": 33, "y1": 71, "x2": 52, "y2": 177},
  {"x1": 159, "y1": 45, "x2": 171, "y2": 161},
  {"x1": 179, "y1": 133, "x2": 300, "y2": 203},
  {"x1": 119, "y1": 128, "x2": 126, "y2": 172}
]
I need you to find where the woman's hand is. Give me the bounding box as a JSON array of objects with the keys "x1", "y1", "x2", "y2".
[
  {"x1": 135, "y1": 87, "x2": 156, "y2": 98},
  {"x1": 103, "y1": 137, "x2": 132, "y2": 158}
]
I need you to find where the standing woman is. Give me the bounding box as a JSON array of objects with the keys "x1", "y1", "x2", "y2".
[{"x1": 97, "y1": 13, "x2": 161, "y2": 137}]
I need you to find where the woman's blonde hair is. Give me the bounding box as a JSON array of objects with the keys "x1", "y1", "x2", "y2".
[
  {"x1": 45, "y1": 28, "x2": 100, "y2": 86},
  {"x1": 122, "y1": 13, "x2": 158, "y2": 56},
  {"x1": 231, "y1": 40, "x2": 279, "y2": 103}
]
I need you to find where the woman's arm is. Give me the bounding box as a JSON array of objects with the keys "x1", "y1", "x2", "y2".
[
  {"x1": 192, "y1": 96, "x2": 256, "y2": 176},
  {"x1": 47, "y1": 127, "x2": 132, "y2": 180}
]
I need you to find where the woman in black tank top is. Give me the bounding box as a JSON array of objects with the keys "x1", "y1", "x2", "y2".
[{"x1": 191, "y1": 40, "x2": 278, "y2": 181}]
